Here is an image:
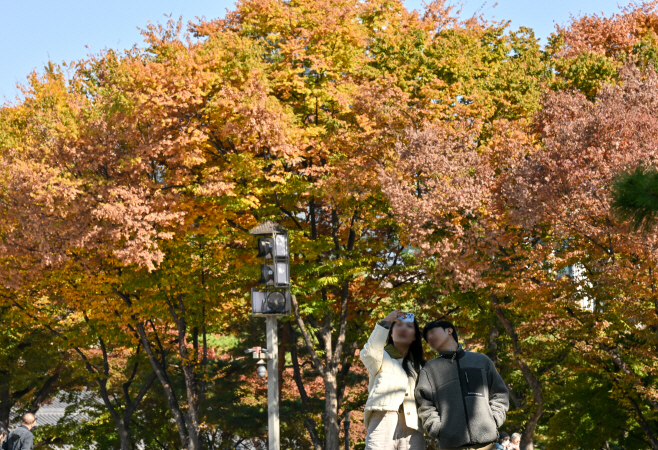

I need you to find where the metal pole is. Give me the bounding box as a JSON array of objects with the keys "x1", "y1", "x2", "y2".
[{"x1": 266, "y1": 316, "x2": 280, "y2": 450}]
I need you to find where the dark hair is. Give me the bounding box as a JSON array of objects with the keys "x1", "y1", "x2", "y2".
[
  {"x1": 423, "y1": 320, "x2": 458, "y2": 343},
  {"x1": 499, "y1": 431, "x2": 510, "y2": 442},
  {"x1": 387, "y1": 319, "x2": 426, "y2": 376}
]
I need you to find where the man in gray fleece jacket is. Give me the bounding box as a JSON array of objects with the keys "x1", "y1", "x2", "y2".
[{"x1": 415, "y1": 321, "x2": 509, "y2": 450}]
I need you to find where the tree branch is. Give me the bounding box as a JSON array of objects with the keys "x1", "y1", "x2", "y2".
[
  {"x1": 287, "y1": 323, "x2": 323, "y2": 450},
  {"x1": 291, "y1": 295, "x2": 325, "y2": 373}
]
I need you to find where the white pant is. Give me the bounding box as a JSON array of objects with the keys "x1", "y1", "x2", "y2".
[{"x1": 365, "y1": 410, "x2": 425, "y2": 450}]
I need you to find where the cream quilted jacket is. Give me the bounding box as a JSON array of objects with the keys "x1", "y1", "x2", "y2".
[{"x1": 360, "y1": 323, "x2": 420, "y2": 430}]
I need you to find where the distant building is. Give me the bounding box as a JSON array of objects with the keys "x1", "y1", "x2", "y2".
[{"x1": 35, "y1": 398, "x2": 73, "y2": 427}]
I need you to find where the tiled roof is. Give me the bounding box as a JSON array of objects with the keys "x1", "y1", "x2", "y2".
[
  {"x1": 28, "y1": 394, "x2": 89, "y2": 427},
  {"x1": 35, "y1": 399, "x2": 74, "y2": 426},
  {"x1": 249, "y1": 220, "x2": 285, "y2": 235}
]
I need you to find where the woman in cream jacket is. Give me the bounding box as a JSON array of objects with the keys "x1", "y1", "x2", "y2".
[{"x1": 360, "y1": 310, "x2": 426, "y2": 450}]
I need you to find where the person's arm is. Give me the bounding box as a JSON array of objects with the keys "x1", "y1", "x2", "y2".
[
  {"x1": 415, "y1": 368, "x2": 442, "y2": 438},
  {"x1": 487, "y1": 357, "x2": 510, "y2": 427},
  {"x1": 360, "y1": 310, "x2": 401, "y2": 375}
]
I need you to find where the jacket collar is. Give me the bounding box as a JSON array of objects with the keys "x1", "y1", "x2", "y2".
[
  {"x1": 439, "y1": 343, "x2": 465, "y2": 361},
  {"x1": 385, "y1": 343, "x2": 413, "y2": 361}
]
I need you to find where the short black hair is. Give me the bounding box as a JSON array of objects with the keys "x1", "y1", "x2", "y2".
[{"x1": 423, "y1": 320, "x2": 458, "y2": 343}]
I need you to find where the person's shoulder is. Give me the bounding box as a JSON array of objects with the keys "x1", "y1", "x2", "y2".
[
  {"x1": 464, "y1": 350, "x2": 495, "y2": 364},
  {"x1": 15, "y1": 425, "x2": 33, "y2": 435},
  {"x1": 420, "y1": 356, "x2": 447, "y2": 370},
  {"x1": 423, "y1": 356, "x2": 444, "y2": 365}
]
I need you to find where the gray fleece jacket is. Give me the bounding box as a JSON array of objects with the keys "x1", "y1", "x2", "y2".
[
  {"x1": 1, "y1": 426, "x2": 33, "y2": 450},
  {"x1": 415, "y1": 345, "x2": 509, "y2": 448}
]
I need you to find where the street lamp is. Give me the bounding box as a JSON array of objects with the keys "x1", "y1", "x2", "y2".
[
  {"x1": 250, "y1": 221, "x2": 291, "y2": 316},
  {"x1": 256, "y1": 359, "x2": 267, "y2": 378},
  {"x1": 248, "y1": 221, "x2": 292, "y2": 450}
]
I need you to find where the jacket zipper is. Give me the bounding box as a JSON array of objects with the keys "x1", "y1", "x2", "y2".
[{"x1": 455, "y1": 356, "x2": 473, "y2": 444}]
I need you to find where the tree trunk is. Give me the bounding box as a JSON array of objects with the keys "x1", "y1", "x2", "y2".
[
  {"x1": 0, "y1": 373, "x2": 60, "y2": 433},
  {"x1": 291, "y1": 292, "x2": 352, "y2": 450},
  {"x1": 603, "y1": 345, "x2": 658, "y2": 413},
  {"x1": 287, "y1": 323, "x2": 323, "y2": 450},
  {"x1": 135, "y1": 321, "x2": 190, "y2": 447},
  {"x1": 629, "y1": 397, "x2": 658, "y2": 450},
  {"x1": 73, "y1": 317, "x2": 158, "y2": 450},
  {"x1": 117, "y1": 423, "x2": 132, "y2": 450},
  {"x1": 0, "y1": 373, "x2": 53, "y2": 430},
  {"x1": 0, "y1": 387, "x2": 11, "y2": 432},
  {"x1": 519, "y1": 403, "x2": 543, "y2": 450},
  {"x1": 286, "y1": 206, "x2": 360, "y2": 450},
  {"x1": 491, "y1": 294, "x2": 543, "y2": 450},
  {"x1": 96, "y1": 378, "x2": 133, "y2": 450},
  {"x1": 27, "y1": 373, "x2": 59, "y2": 414},
  {"x1": 75, "y1": 341, "x2": 155, "y2": 450},
  {"x1": 116, "y1": 289, "x2": 202, "y2": 449},
  {"x1": 605, "y1": 347, "x2": 658, "y2": 449},
  {"x1": 182, "y1": 364, "x2": 201, "y2": 450},
  {"x1": 172, "y1": 296, "x2": 202, "y2": 450},
  {"x1": 324, "y1": 371, "x2": 340, "y2": 450},
  {"x1": 488, "y1": 322, "x2": 499, "y2": 366}
]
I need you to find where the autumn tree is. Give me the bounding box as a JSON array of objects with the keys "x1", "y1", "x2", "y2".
[
  {"x1": 507, "y1": 63, "x2": 658, "y2": 449},
  {"x1": 1, "y1": 3, "x2": 556, "y2": 448},
  {"x1": 374, "y1": 10, "x2": 566, "y2": 449},
  {"x1": 6, "y1": 1, "x2": 658, "y2": 450},
  {"x1": 0, "y1": 21, "x2": 276, "y2": 449},
  {"x1": 548, "y1": 1, "x2": 658, "y2": 98},
  {"x1": 379, "y1": 3, "x2": 658, "y2": 448},
  {"x1": 0, "y1": 289, "x2": 67, "y2": 433},
  {"x1": 378, "y1": 115, "x2": 575, "y2": 450}
]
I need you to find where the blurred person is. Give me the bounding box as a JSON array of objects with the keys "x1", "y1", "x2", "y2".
[
  {"x1": 1, "y1": 413, "x2": 35, "y2": 450},
  {"x1": 361, "y1": 309, "x2": 426, "y2": 450},
  {"x1": 415, "y1": 320, "x2": 509, "y2": 450},
  {"x1": 509, "y1": 433, "x2": 521, "y2": 450},
  {"x1": 496, "y1": 431, "x2": 510, "y2": 449}
]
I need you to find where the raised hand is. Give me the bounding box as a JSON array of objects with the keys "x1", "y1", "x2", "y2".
[{"x1": 383, "y1": 309, "x2": 405, "y2": 324}]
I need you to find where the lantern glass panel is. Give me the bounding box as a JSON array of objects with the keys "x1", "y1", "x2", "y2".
[
  {"x1": 274, "y1": 262, "x2": 289, "y2": 286},
  {"x1": 251, "y1": 289, "x2": 267, "y2": 314},
  {"x1": 274, "y1": 234, "x2": 288, "y2": 258}
]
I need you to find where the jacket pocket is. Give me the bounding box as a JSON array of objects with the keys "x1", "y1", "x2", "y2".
[
  {"x1": 436, "y1": 379, "x2": 469, "y2": 448},
  {"x1": 481, "y1": 368, "x2": 500, "y2": 428},
  {"x1": 465, "y1": 396, "x2": 498, "y2": 444},
  {"x1": 462, "y1": 368, "x2": 486, "y2": 398}
]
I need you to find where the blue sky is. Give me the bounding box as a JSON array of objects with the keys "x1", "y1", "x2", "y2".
[{"x1": 1, "y1": 0, "x2": 629, "y2": 101}]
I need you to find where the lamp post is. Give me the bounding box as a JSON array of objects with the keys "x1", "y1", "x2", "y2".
[
  {"x1": 266, "y1": 316, "x2": 279, "y2": 449},
  {"x1": 248, "y1": 221, "x2": 291, "y2": 450}
]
